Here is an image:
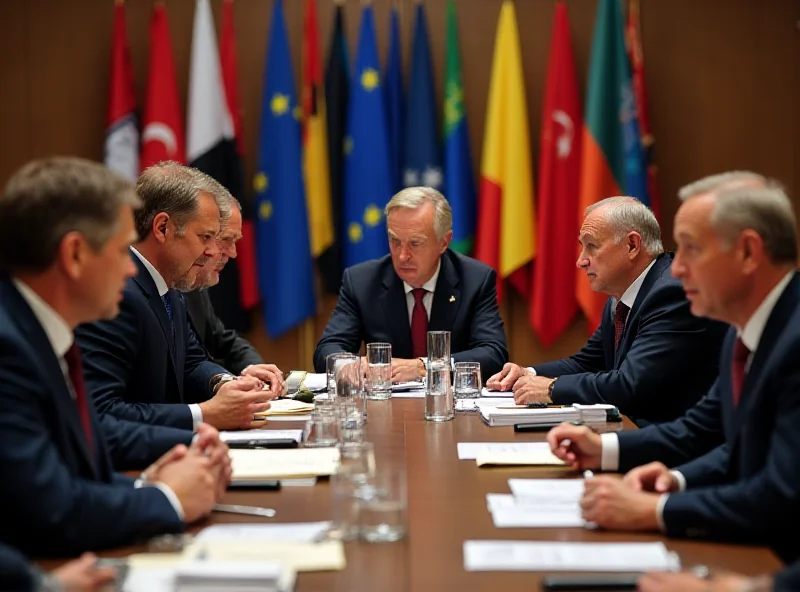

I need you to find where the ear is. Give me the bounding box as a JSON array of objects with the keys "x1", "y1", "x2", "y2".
[
  {"x1": 57, "y1": 231, "x2": 87, "y2": 281},
  {"x1": 440, "y1": 230, "x2": 453, "y2": 253},
  {"x1": 739, "y1": 229, "x2": 764, "y2": 274},
  {"x1": 152, "y1": 212, "x2": 170, "y2": 245},
  {"x1": 626, "y1": 232, "x2": 643, "y2": 259}
]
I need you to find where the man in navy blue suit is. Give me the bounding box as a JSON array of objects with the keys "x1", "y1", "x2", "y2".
[
  {"x1": 0, "y1": 158, "x2": 225, "y2": 556},
  {"x1": 314, "y1": 187, "x2": 508, "y2": 382},
  {"x1": 76, "y1": 162, "x2": 278, "y2": 431},
  {"x1": 0, "y1": 542, "x2": 116, "y2": 591},
  {"x1": 552, "y1": 173, "x2": 800, "y2": 562},
  {"x1": 487, "y1": 197, "x2": 728, "y2": 425}
]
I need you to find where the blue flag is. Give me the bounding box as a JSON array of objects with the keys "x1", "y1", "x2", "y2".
[
  {"x1": 254, "y1": 0, "x2": 315, "y2": 339},
  {"x1": 443, "y1": 0, "x2": 476, "y2": 254},
  {"x1": 384, "y1": 6, "x2": 404, "y2": 193},
  {"x1": 342, "y1": 5, "x2": 392, "y2": 267},
  {"x1": 404, "y1": 3, "x2": 441, "y2": 193}
]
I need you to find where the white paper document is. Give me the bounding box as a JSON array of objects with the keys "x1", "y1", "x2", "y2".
[
  {"x1": 457, "y1": 442, "x2": 553, "y2": 460},
  {"x1": 486, "y1": 494, "x2": 584, "y2": 528},
  {"x1": 219, "y1": 429, "x2": 303, "y2": 444},
  {"x1": 195, "y1": 521, "x2": 332, "y2": 544},
  {"x1": 392, "y1": 380, "x2": 425, "y2": 392},
  {"x1": 390, "y1": 390, "x2": 426, "y2": 399},
  {"x1": 302, "y1": 373, "x2": 328, "y2": 392},
  {"x1": 481, "y1": 387, "x2": 514, "y2": 398},
  {"x1": 229, "y1": 448, "x2": 339, "y2": 480},
  {"x1": 507, "y1": 478, "x2": 586, "y2": 499},
  {"x1": 463, "y1": 541, "x2": 680, "y2": 572}
]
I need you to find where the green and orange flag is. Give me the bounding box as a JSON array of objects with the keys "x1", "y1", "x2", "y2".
[{"x1": 576, "y1": 0, "x2": 649, "y2": 331}]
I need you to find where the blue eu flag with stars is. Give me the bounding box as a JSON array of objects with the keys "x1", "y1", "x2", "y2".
[
  {"x1": 342, "y1": 5, "x2": 392, "y2": 268},
  {"x1": 253, "y1": 0, "x2": 315, "y2": 339}
]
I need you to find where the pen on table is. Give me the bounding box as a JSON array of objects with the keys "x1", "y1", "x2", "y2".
[
  {"x1": 583, "y1": 469, "x2": 594, "y2": 479},
  {"x1": 213, "y1": 503, "x2": 276, "y2": 518}
]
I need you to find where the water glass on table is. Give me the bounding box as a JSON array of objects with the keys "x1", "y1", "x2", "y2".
[
  {"x1": 326, "y1": 352, "x2": 354, "y2": 401},
  {"x1": 365, "y1": 342, "x2": 392, "y2": 400},
  {"x1": 303, "y1": 406, "x2": 339, "y2": 448},
  {"x1": 425, "y1": 331, "x2": 454, "y2": 422},
  {"x1": 334, "y1": 354, "x2": 366, "y2": 425},
  {"x1": 328, "y1": 442, "x2": 376, "y2": 542},
  {"x1": 356, "y1": 464, "x2": 407, "y2": 543},
  {"x1": 453, "y1": 362, "x2": 482, "y2": 400}
]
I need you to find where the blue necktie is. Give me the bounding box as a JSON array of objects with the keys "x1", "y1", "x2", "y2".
[{"x1": 161, "y1": 294, "x2": 173, "y2": 322}]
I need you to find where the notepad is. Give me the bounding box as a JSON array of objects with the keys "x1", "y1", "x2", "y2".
[
  {"x1": 219, "y1": 429, "x2": 303, "y2": 444},
  {"x1": 254, "y1": 399, "x2": 315, "y2": 417},
  {"x1": 457, "y1": 442, "x2": 553, "y2": 460},
  {"x1": 475, "y1": 451, "x2": 567, "y2": 467},
  {"x1": 186, "y1": 541, "x2": 346, "y2": 573},
  {"x1": 195, "y1": 521, "x2": 332, "y2": 544},
  {"x1": 174, "y1": 560, "x2": 294, "y2": 592},
  {"x1": 229, "y1": 448, "x2": 339, "y2": 481},
  {"x1": 463, "y1": 541, "x2": 680, "y2": 572},
  {"x1": 486, "y1": 494, "x2": 584, "y2": 528}
]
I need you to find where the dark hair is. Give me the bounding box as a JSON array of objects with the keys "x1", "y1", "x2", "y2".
[{"x1": 0, "y1": 157, "x2": 140, "y2": 272}]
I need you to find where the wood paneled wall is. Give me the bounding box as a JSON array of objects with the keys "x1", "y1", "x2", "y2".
[{"x1": 1, "y1": 0, "x2": 798, "y2": 371}]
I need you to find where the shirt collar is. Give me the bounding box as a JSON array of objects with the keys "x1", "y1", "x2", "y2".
[
  {"x1": 131, "y1": 247, "x2": 169, "y2": 297},
  {"x1": 739, "y1": 271, "x2": 795, "y2": 353},
  {"x1": 403, "y1": 260, "x2": 442, "y2": 295},
  {"x1": 619, "y1": 259, "x2": 657, "y2": 309},
  {"x1": 12, "y1": 278, "x2": 73, "y2": 358}
]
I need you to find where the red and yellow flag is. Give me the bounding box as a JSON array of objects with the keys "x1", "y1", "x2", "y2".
[{"x1": 474, "y1": 0, "x2": 536, "y2": 302}]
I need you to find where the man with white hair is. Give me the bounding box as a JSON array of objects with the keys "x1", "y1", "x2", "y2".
[
  {"x1": 487, "y1": 196, "x2": 728, "y2": 426},
  {"x1": 314, "y1": 186, "x2": 507, "y2": 381}
]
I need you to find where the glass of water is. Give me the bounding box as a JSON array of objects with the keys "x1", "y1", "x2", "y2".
[
  {"x1": 303, "y1": 406, "x2": 339, "y2": 448},
  {"x1": 356, "y1": 464, "x2": 407, "y2": 543},
  {"x1": 334, "y1": 354, "x2": 366, "y2": 425},
  {"x1": 365, "y1": 342, "x2": 392, "y2": 400},
  {"x1": 425, "y1": 331, "x2": 454, "y2": 422},
  {"x1": 453, "y1": 362, "x2": 482, "y2": 399},
  {"x1": 326, "y1": 352, "x2": 353, "y2": 401}
]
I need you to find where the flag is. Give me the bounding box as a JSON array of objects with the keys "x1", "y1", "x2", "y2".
[
  {"x1": 576, "y1": 0, "x2": 649, "y2": 331},
  {"x1": 254, "y1": 0, "x2": 316, "y2": 339},
  {"x1": 626, "y1": 0, "x2": 662, "y2": 221},
  {"x1": 302, "y1": 0, "x2": 334, "y2": 261},
  {"x1": 104, "y1": 1, "x2": 138, "y2": 182},
  {"x1": 531, "y1": 2, "x2": 582, "y2": 346},
  {"x1": 474, "y1": 0, "x2": 536, "y2": 302},
  {"x1": 403, "y1": 2, "x2": 441, "y2": 194},
  {"x1": 443, "y1": 0, "x2": 476, "y2": 255},
  {"x1": 342, "y1": 5, "x2": 393, "y2": 268},
  {"x1": 220, "y1": 0, "x2": 260, "y2": 312},
  {"x1": 319, "y1": 4, "x2": 350, "y2": 294},
  {"x1": 140, "y1": 3, "x2": 184, "y2": 170},
  {"x1": 385, "y1": 5, "x2": 404, "y2": 192},
  {"x1": 186, "y1": 0, "x2": 249, "y2": 332}
]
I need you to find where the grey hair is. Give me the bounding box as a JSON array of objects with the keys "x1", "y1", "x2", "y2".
[
  {"x1": 585, "y1": 196, "x2": 664, "y2": 256},
  {"x1": 0, "y1": 157, "x2": 141, "y2": 273},
  {"x1": 385, "y1": 186, "x2": 453, "y2": 240},
  {"x1": 678, "y1": 171, "x2": 767, "y2": 201},
  {"x1": 134, "y1": 161, "x2": 233, "y2": 239}
]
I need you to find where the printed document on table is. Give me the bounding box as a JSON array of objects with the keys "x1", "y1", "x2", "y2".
[
  {"x1": 229, "y1": 448, "x2": 339, "y2": 480},
  {"x1": 195, "y1": 521, "x2": 332, "y2": 544},
  {"x1": 485, "y1": 494, "x2": 584, "y2": 528},
  {"x1": 219, "y1": 429, "x2": 303, "y2": 444},
  {"x1": 463, "y1": 541, "x2": 680, "y2": 572},
  {"x1": 507, "y1": 478, "x2": 586, "y2": 500},
  {"x1": 457, "y1": 442, "x2": 553, "y2": 460}
]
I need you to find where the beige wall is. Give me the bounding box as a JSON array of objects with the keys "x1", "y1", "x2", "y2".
[{"x1": 1, "y1": 0, "x2": 798, "y2": 370}]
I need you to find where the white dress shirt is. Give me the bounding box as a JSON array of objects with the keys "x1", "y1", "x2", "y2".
[
  {"x1": 12, "y1": 278, "x2": 185, "y2": 520},
  {"x1": 131, "y1": 247, "x2": 203, "y2": 429},
  {"x1": 528, "y1": 260, "x2": 657, "y2": 376},
  {"x1": 599, "y1": 270, "x2": 796, "y2": 529},
  {"x1": 403, "y1": 260, "x2": 441, "y2": 324}
]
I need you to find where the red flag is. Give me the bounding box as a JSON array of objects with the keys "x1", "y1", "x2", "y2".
[
  {"x1": 104, "y1": 1, "x2": 139, "y2": 182},
  {"x1": 140, "y1": 3, "x2": 184, "y2": 170},
  {"x1": 626, "y1": 0, "x2": 661, "y2": 221},
  {"x1": 220, "y1": 0, "x2": 259, "y2": 310},
  {"x1": 530, "y1": 2, "x2": 582, "y2": 345}
]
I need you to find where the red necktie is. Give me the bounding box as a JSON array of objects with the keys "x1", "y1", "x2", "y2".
[
  {"x1": 731, "y1": 337, "x2": 750, "y2": 407},
  {"x1": 614, "y1": 301, "x2": 630, "y2": 350},
  {"x1": 411, "y1": 288, "x2": 428, "y2": 358},
  {"x1": 64, "y1": 343, "x2": 95, "y2": 452}
]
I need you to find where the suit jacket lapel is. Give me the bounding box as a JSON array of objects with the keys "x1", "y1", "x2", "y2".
[
  {"x1": 380, "y1": 266, "x2": 413, "y2": 357},
  {"x1": 131, "y1": 253, "x2": 183, "y2": 399},
  {"x1": 614, "y1": 253, "x2": 672, "y2": 367},
  {"x1": 3, "y1": 280, "x2": 100, "y2": 479},
  {"x1": 731, "y1": 273, "x2": 800, "y2": 436},
  {"x1": 429, "y1": 254, "x2": 461, "y2": 333}
]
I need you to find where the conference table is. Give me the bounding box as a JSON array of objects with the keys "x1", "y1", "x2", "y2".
[{"x1": 52, "y1": 398, "x2": 783, "y2": 591}]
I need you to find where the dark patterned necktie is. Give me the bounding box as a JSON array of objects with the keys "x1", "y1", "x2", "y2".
[
  {"x1": 731, "y1": 337, "x2": 750, "y2": 407},
  {"x1": 614, "y1": 301, "x2": 630, "y2": 350},
  {"x1": 63, "y1": 343, "x2": 94, "y2": 453},
  {"x1": 411, "y1": 288, "x2": 428, "y2": 358}
]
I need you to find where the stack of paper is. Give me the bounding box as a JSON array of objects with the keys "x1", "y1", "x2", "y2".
[
  {"x1": 487, "y1": 479, "x2": 586, "y2": 528},
  {"x1": 219, "y1": 429, "x2": 303, "y2": 446},
  {"x1": 255, "y1": 399, "x2": 315, "y2": 418},
  {"x1": 301, "y1": 373, "x2": 328, "y2": 392},
  {"x1": 457, "y1": 442, "x2": 567, "y2": 468},
  {"x1": 229, "y1": 448, "x2": 340, "y2": 481},
  {"x1": 174, "y1": 561, "x2": 294, "y2": 592},
  {"x1": 463, "y1": 541, "x2": 680, "y2": 572},
  {"x1": 479, "y1": 403, "x2": 614, "y2": 427}
]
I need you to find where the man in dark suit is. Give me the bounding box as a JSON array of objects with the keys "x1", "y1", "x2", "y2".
[
  {"x1": 639, "y1": 560, "x2": 799, "y2": 591},
  {"x1": 555, "y1": 174, "x2": 800, "y2": 562},
  {"x1": 186, "y1": 199, "x2": 281, "y2": 380},
  {"x1": 314, "y1": 187, "x2": 507, "y2": 381},
  {"x1": 0, "y1": 158, "x2": 224, "y2": 556},
  {"x1": 76, "y1": 163, "x2": 276, "y2": 431},
  {"x1": 487, "y1": 197, "x2": 727, "y2": 425},
  {"x1": 0, "y1": 543, "x2": 115, "y2": 592}
]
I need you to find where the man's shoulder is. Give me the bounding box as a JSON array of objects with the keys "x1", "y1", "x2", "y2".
[
  {"x1": 445, "y1": 250, "x2": 495, "y2": 280},
  {"x1": 343, "y1": 255, "x2": 393, "y2": 284}
]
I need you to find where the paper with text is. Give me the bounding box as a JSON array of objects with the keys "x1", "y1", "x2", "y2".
[{"x1": 229, "y1": 448, "x2": 339, "y2": 480}]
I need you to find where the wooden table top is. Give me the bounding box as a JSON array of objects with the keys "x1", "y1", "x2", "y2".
[{"x1": 43, "y1": 398, "x2": 783, "y2": 591}]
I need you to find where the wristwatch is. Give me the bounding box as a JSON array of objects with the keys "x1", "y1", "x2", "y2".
[
  {"x1": 547, "y1": 377, "x2": 557, "y2": 396},
  {"x1": 211, "y1": 373, "x2": 237, "y2": 394}
]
